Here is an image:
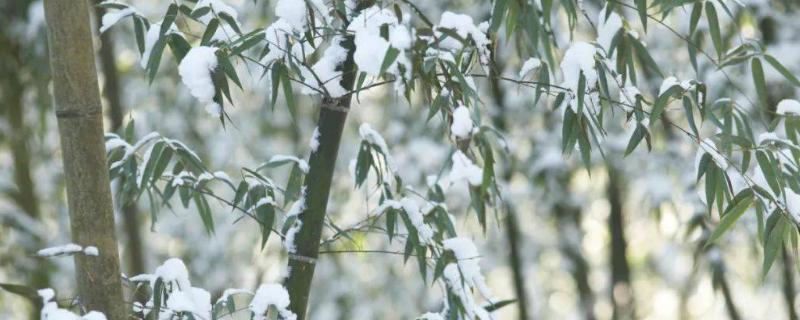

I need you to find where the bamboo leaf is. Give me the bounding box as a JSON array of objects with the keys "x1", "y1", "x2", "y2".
[
  {"x1": 689, "y1": 1, "x2": 702, "y2": 35},
  {"x1": 707, "y1": 189, "x2": 753, "y2": 245},
  {"x1": 380, "y1": 47, "x2": 400, "y2": 75},
  {"x1": 635, "y1": 0, "x2": 647, "y2": 32},
  {"x1": 764, "y1": 54, "x2": 800, "y2": 87},
  {"x1": 705, "y1": 2, "x2": 723, "y2": 58},
  {"x1": 651, "y1": 85, "x2": 682, "y2": 122},
  {"x1": 752, "y1": 57, "x2": 769, "y2": 110},
  {"x1": 201, "y1": 18, "x2": 219, "y2": 45}
]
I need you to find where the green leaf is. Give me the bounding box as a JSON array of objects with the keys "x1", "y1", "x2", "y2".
[
  {"x1": 139, "y1": 141, "x2": 165, "y2": 190},
  {"x1": 167, "y1": 34, "x2": 192, "y2": 62},
  {"x1": 562, "y1": 107, "x2": 578, "y2": 153},
  {"x1": 160, "y1": 4, "x2": 178, "y2": 36},
  {"x1": 146, "y1": 36, "x2": 167, "y2": 84},
  {"x1": 706, "y1": 189, "x2": 753, "y2": 245},
  {"x1": 279, "y1": 65, "x2": 296, "y2": 121},
  {"x1": 651, "y1": 85, "x2": 682, "y2": 122},
  {"x1": 380, "y1": 47, "x2": 400, "y2": 75},
  {"x1": 752, "y1": 57, "x2": 769, "y2": 110},
  {"x1": 489, "y1": 0, "x2": 510, "y2": 34},
  {"x1": 230, "y1": 32, "x2": 265, "y2": 56},
  {"x1": 630, "y1": 37, "x2": 663, "y2": 77},
  {"x1": 577, "y1": 122, "x2": 592, "y2": 172},
  {"x1": 218, "y1": 12, "x2": 241, "y2": 34},
  {"x1": 689, "y1": 1, "x2": 702, "y2": 35},
  {"x1": 194, "y1": 194, "x2": 215, "y2": 235},
  {"x1": 624, "y1": 124, "x2": 647, "y2": 156},
  {"x1": 386, "y1": 207, "x2": 397, "y2": 242},
  {"x1": 416, "y1": 245, "x2": 428, "y2": 282},
  {"x1": 201, "y1": 18, "x2": 220, "y2": 45},
  {"x1": 705, "y1": 1, "x2": 723, "y2": 58},
  {"x1": 485, "y1": 299, "x2": 518, "y2": 312},
  {"x1": 576, "y1": 71, "x2": 586, "y2": 114},
  {"x1": 763, "y1": 214, "x2": 787, "y2": 277},
  {"x1": 151, "y1": 278, "x2": 164, "y2": 320},
  {"x1": 255, "y1": 196, "x2": 275, "y2": 249},
  {"x1": 133, "y1": 16, "x2": 146, "y2": 54},
  {"x1": 764, "y1": 54, "x2": 800, "y2": 87},
  {"x1": 284, "y1": 164, "x2": 304, "y2": 206},
  {"x1": 219, "y1": 56, "x2": 242, "y2": 89},
  {"x1": 355, "y1": 142, "x2": 372, "y2": 187},
  {"x1": 151, "y1": 147, "x2": 173, "y2": 186},
  {"x1": 635, "y1": 0, "x2": 647, "y2": 32},
  {"x1": 756, "y1": 150, "x2": 781, "y2": 195},
  {"x1": 470, "y1": 187, "x2": 487, "y2": 232}
]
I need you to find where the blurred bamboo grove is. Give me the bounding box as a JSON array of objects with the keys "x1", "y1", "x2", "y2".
[{"x1": 2, "y1": 0, "x2": 800, "y2": 319}]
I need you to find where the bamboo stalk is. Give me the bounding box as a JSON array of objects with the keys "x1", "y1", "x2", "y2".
[
  {"x1": 43, "y1": 1, "x2": 125, "y2": 318},
  {"x1": 282, "y1": 2, "x2": 370, "y2": 317}
]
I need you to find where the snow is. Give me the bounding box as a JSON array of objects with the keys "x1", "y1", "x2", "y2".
[
  {"x1": 696, "y1": 138, "x2": 729, "y2": 170},
  {"x1": 442, "y1": 264, "x2": 491, "y2": 320},
  {"x1": 171, "y1": 171, "x2": 194, "y2": 187},
  {"x1": 417, "y1": 313, "x2": 445, "y2": 320},
  {"x1": 81, "y1": 312, "x2": 107, "y2": 320},
  {"x1": 305, "y1": 36, "x2": 349, "y2": 97},
  {"x1": 309, "y1": 127, "x2": 321, "y2": 152},
  {"x1": 658, "y1": 76, "x2": 694, "y2": 95},
  {"x1": 449, "y1": 151, "x2": 483, "y2": 187},
  {"x1": 619, "y1": 85, "x2": 641, "y2": 105},
  {"x1": 358, "y1": 123, "x2": 397, "y2": 173},
  {"x1": 348, "y1": 6, "x2": 409, "y2": 77},
  {"x1": 267, "y1": 154, "x2": 310, "y2": 173},
  {"x1": 390, "y1": 25, "x2": 413, "y2": 49},
  {"x1": 36, "y1": 244, "x2": 83, "y2": 257},
  {"x1": 155, "y1": 258, "x2": 191, "y2": 290},
  {"x1": 596, "y1": 7, "x2": 622, "y2": 52},
  {"x1": 275, "y1": 0, "x2": 308, "y2": 31},
  {"x1": 559, "y1": 42, "x2": 597, "y2": 111},
  {"x1": 283, "y1": 189, "x2": 306, "y2": 253},
  {"x1": 436, "y1": 11, "x2": 491, "y2": 64},
  {"x1": 39, "y1": 288, "x2": 106, "y2": 320},
  {"x1": 194, "y1": 0, "x2": 241, "y2": 41},
  {"x1": 757, "y1": 132, "x2": 781, "y2": 145},
  {"x1": 442, "y1": 237, "x2": 492, "y2": 298},
  {"x1": 104, "y1": 135, "x2": 131, "y2": 153},
  {"x1": 165, "y1": 287, "x2": 212, "y2": 318},
  {"x1": 518, "y1": 57, "x2": 542, "y2": 78},
  {"x1": 785, "y1": 188, "x2": 800, "y2": 222},
  {"x1": 133, "y1": 258, "x2": 213, "y2": 319},
  {"x1": 83, "y1": 246, "x2": 99, "y2": 256},
  {"x1": 216, "y1": 288, "x2": 252, "y2": 304},
  {"x1": 250, "y1": 284, "x2": 296, "y2": 320},
  {"x1": 359, "y1": 123, "x2": 390, "y2": 153},
  {"x1": 451, "y1": 105, "x2": 474, "y2": 139},
  {"x1": 777, "y1": 99, "x2": 800, "y2": 115},
  {"x1": 260, "y1": 20, "x2": 301, "y2": 66},
  {"x1": 196, "y1": 0, "x2": 238, "y2": 20},
  {"x1": 99, "y1": 8, "x2": 136, "y2": 33},
  {"x1": 178, "y1": 46, "x2": 221, "y2": 117},
  {"x1": 140, "y1": 22, "x2": 180, "y2": 69},
  {"x1": 400, "y1": 197, "x2": 434, "y2": 243}
]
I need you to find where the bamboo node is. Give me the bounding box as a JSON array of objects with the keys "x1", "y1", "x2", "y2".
[{"x1": 288, "y1": 254, "x2": 317, "y2": 264}]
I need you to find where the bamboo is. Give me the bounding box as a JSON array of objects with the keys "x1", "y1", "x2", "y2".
[{"x1": 43, "y1": 0, "x2": 125, "y2": 318}]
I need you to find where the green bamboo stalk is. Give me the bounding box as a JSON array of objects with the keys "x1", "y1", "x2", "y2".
[
  {"x1": 43, "y1": 0, "x2": 125, "y2": 318},
  {"x1": 283, "y1": 3, "x2": 371, "y2": 318}
]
